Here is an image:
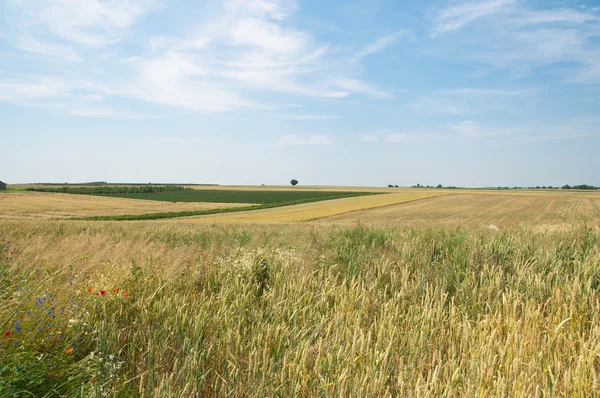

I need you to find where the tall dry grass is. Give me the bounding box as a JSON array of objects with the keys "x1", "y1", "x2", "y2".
[{"x1": 1, "y1": 220, "x2": 599, "y2": 396}]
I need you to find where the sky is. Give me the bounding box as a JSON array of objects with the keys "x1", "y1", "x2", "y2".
[{"x1": 1, "y1": 0, "x2": 600, "y2": 187}]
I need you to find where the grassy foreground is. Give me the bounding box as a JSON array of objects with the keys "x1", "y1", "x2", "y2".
[{"x1": 1, "y1": 221, "x2": 600, "y2": 396}]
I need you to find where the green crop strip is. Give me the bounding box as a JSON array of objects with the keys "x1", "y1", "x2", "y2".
[
  {"x1": 92, "y1": 189, "x2": 374, "y2": 204},
  {"x1": 72, "y1": 192, "x2": 383, "y2": 221}
]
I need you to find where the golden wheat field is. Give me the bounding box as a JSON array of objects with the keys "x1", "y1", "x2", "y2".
[
  {"x1": 2, "y1": 187, "x2": 600, "y2": 396},
  {"x1": 0, "y1": 191, "x2": 251, "y2": 220}
]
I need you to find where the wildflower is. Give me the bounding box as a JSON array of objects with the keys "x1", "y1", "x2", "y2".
[
  {"x1": 91, "y1": 376, "x2": 97, "y2": 383},
  {"x1": 49, "y1": 373, "x2": 54, "y2": 378},
  {"x1": 4, "y1": 331, "x2": 10, "y2": 337},
  {"x1": 113, "y1": 288, "x2": 119, "y2": 293},
  {"x1": 87, "y1": 288, "x2": 92, "y2": 293},
  {"x1": 100, "y1": 290, "x2": 106, "y2": 296},
  {"x1": 65, "y1": 348, "x2": 74, "y2": 355},
  {"x1": 35, "y1": 275, "x2": 40, "y2": 279}
]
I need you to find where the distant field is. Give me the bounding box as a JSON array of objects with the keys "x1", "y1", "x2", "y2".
[
  {"x1": 183, "y1": 191, "x2": 445, "y2": 223},
  {"x1": 322, "y1": 192, "x2": 600, "y2": 227},
  {"x1": 0, "y1": 192, "x2": 250, "y2": 220},
  {"x1": 93, "y1": 189, "x2": 375, "y2": 204}
]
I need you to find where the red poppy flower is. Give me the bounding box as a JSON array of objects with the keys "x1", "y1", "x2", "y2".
[
  {"x1": 87, "y1": 287, "x2": 93, "y2": 293},
  {"x1": 3, "y1": 331, "x2": 10, "y2": 337},
  {"x1": 34, "y1": 275, "x2": 40, "y2": 279},
  {"x1": 49, "y1": 373, "x2": 54, "y2": 378},
  {"x1": 65, "y1": 348, "x2": 74, "y2": 355},
  {"x1": 100, "y1": 290, "x2": 106, "y2": 296},
  {"x1": 91, "y1": 376, "x2": 97, "y2": 383},
  {"x1": 113, "y1": 288, "x2": 119, "y2": 293}
]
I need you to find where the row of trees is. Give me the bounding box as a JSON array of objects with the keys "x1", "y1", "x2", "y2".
[
  {"x1": 561, "y1": 184, "x2": 599, "y2": 190},
  {"x1": 411, "y1": 184, "x2": 458, "y2": 189},
  {"x1": 27, "y1": 185, "x2": 192, "y2": 195}
]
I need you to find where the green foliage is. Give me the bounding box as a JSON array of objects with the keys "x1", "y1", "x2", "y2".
[{"x1": 290, "y1": 179, "x2": 298, "y2": 186}]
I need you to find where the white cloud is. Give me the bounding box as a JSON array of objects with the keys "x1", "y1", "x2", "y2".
[
  {"x1": 449, "y1": 120, "x2": 529, "y2": 138},
  {"x1": 0, "y1": 75, "x2": 71, "y2": 103},
  {"x1": 126, "y1": 0, "x2": 392, "y2": 111},
  {"x1": 276, "y1": 114, "x2": 340, "y2": 120},
  {"x1": 386, "y1": 133, "x2": 437, "y2": 143},
  {"x1": 360, "y1": 135, "x2": 378, "y2": 143},
  {"x1": 509, "y1": 118, "x2": 600, "y2": 143},
  {"x1": 518, "y1": 8, "x2": 599, "y2": 25},
  {"x1": 11, "y1": 33, "x2": 83, "y2": 62},
  {"x1": 354, "y1": 33, "x2": 404, "y2": 59},
  {"x1": 5, "y1": 0, "x2": 159, "y2": 50},
  {"x1": 407, "y1": 88, "x2": 531, "y2": 115},
  {"x1": 155, "y1": 137, "x2": 184, "y2": 143},
  {"x1": 153, "y1": 137, "x2": 206, "y2": 144},
  {"x1": 432, "y1": 0, "x2": 517, "y2": 36},
  {"x1": 408, "y1": 96, "x2": 470, "y2": 115},
  {"x1": 0, "y1": 0, "x2": 393, "y2": 114},
  {"x1": 430, "y1": 1, "x2": 600, "y2": 82},
  {"x1": 276, "y1": 135, "x2": 334, "y2": 146}
]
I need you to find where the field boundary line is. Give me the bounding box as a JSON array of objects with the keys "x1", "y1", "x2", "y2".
[{"x1": 305, "y1": 193, "x2": 456, "y2": 222}]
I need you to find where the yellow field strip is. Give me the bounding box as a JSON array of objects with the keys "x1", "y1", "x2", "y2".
[
  {"x1": 179, "y1": 191, "x2": 446, "y2": 223},
  {"x1": 321, "y1": 193, "x2": 600, "y2": 227},
  {"x1": 0, "y1": 192, "x2": 252, "y2": 220}
]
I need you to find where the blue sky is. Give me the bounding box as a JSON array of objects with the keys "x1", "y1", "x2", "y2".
[{"x1": 1, "y1": 0, "x2": 599, "y2": 187}]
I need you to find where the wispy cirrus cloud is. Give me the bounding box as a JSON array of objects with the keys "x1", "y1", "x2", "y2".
[
  {"x1": 430, "y1": 1, "x2": 600, "y2": 82},
  {"x1": 431, "y1": 0, "x2": 517, "y2": 37},
  {"x1": 354, "y1": 33, "x2": 407, "y2": 59},
  {"x1": 0, "y1": 0, "x2": 394, "y2": 115},
  {"x1": 2, "y1": 0, "x2": 160, "y2": 62},
  {"x1": 128, "y1": 0, "x2": 395, "y2": 111}
]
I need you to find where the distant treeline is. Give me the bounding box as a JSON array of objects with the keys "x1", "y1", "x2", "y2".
[
  {"x1": 404, "y1": 184, "x2": 600, "y2": 190},
  {"x1": 31, "y1": 182, "x2": 219, "y2": 186},
  {"x1": 560, "y1": 185, "x2": 599, "y2": 190},
  {"x1": 408, "y1": 184, "x2": 459, "y2": 189},
  {"x1": 26, "y1": 186, "x2": 192, "y2": 195},
  {"x1": 493, "y1": 185, "x2": 599, "y2": 190}
]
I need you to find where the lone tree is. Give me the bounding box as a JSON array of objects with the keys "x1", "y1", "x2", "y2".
[{"x1": 290, "y1": 179, "x2": 299, "y2": 186}]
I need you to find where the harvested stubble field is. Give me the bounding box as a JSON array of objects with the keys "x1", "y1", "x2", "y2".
[
  {"x1": 1, "y1": 220, "x2": 600, "y2": 396},
  {"x1": 0, "y1": 192, "x2": 251, "y2": 220},
  {"x1": 322, "y1": 192, "x2": 600, "y2": 228}
]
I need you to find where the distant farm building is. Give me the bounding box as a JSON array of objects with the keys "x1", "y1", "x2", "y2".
[{"x1": 0, "y1": 181, "x2": 6, "y2": 190}]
